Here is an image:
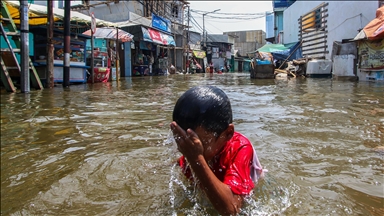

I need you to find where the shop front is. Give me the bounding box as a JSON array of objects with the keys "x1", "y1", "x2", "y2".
[
  {"x1": 31, "y1": 26, "x2": 90, "y2": 83},
  {"x1": 122, "y1": 25, "x2": 176, "y2": 76},
  {"x1": 82, "y1": 27, "x2": 134, "y2": 81},
  {"x1": 191, "y1": 50, "x2": 206, "y2": 73}
]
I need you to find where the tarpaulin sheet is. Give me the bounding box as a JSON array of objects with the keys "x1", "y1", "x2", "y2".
[
  {"x1": 4, "y1": 0, "x2": 115, "y2": 27},
  {"x1": 256, "y1": 41, "x2": 302, "y2": 61},
  {"x1": 355, "y1": 6, "x2": 384, "y2": 41},
  {"x1": 82, "y1": 28, "x2": 133, "y2": 42},
  {"x1": 4, "y1": 0, "x2": 60, "y2": 25}
]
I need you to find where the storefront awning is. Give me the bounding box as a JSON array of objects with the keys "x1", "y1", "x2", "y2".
[
  {"x1": 4, "y1": 0, "x2": 115, "y2": 27},
  {"x1": 141, "y1": 26, "x2": 175, "y2": 46},
  {"x1": 82, "y1": 27, "x2": 133, "y2": 42},
  {"x1": 192, "y1": 50, "x2": 206, "y2": 59}
]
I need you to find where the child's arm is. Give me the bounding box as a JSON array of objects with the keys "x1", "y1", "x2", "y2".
[
  {"x1": 189, "y1": 154, "x2": 244, "y2": 215},
  {"x1": 170, "y1": 122, "x2": 243, "y2": 215}
]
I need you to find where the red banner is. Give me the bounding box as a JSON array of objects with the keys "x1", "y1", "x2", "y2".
[{"x1": 148, "y1": 28, "x2": 165, "y2": 44}]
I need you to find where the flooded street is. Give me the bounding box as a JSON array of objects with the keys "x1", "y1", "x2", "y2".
[{"x1": 1, "y1": 73, "x2": 383, "y2": 215}]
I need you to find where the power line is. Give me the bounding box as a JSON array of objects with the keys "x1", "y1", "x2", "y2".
[
  {"x1": 190, "y1": 9, "x2": 270, "y2": 16},
  {"x1": 206, "y1": 15, "x2": 266, "y2": 20},
  {"x1": 189, "y1": 14, "x2": 204, "y2": 32},
  {"x1": 189, "y1": 13, "x2": 217, "y2": 42}
]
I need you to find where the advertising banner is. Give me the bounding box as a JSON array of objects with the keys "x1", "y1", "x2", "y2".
[
  {"x1": 358, "y1": 39, "x2": 384, "y2": 70},
  {"x1": 161, "y1": 34, "x2": 176, "y2": 46},
  {"x1": 193, "y1": 50, "x2": 206, "y2": 59},
  {"x1": 141, "y1": 26, "x2": 175, "y2": 46},
  {"x1": 141, "y1": 26, "x2": 152, "y2": 42},
  {"x1": 148, "y1": 28, "x2": 164, "y2": 44},
  {"x1": 152, "y1": 13, "x2": 171, "y2": 33}
]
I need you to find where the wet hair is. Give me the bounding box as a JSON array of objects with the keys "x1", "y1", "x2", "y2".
[{"x1": 173, "y1": 86, "x2": 233, "y2": 137}]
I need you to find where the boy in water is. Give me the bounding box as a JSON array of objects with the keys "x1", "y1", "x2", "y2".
[{"x1": 170, "y1": 86, "x2": 265, "y2": 215}]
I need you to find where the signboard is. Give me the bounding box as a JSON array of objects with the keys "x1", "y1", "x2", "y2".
[
  {"x1": 141, "y1": 26, "x2": 152, "y2": 42},
  {"x1": 161, "y1": 34, "x2": 176, "y2": 46},
  {"x1": 358, "y1": 40, "x2": 384, "y2": 70},
  {"x1": 193, "y1": 50, "x2": 206, "y2": 59},
  {"x1": 152, "y1": 13, "x2": 171, "y2": 33},
  {"x1": 141, "y1": 26, "x2": 175, "y2": 46},
  {"x1": 148, "y1": 28, "x2": 164, "y2": 44}
]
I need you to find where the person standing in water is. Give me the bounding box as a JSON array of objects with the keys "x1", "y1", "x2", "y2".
[
  {"x1": 170, "y1": 85, "x2": 266, "y2": 215},
  {"x1": 209, "y1": 61, "x2": 214, "y2": 73},
  {"x1": 148, "y1": 53, "x2": 154, "y2": 74}
]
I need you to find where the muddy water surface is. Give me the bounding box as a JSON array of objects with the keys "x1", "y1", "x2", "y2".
[{"x1": 1, "y1": 73, "x2": 383, "y2": 215}]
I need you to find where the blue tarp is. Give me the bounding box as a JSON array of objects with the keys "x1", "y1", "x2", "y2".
[{"x1": 257, "y1": 41, "x2": 303, "y2": 61}]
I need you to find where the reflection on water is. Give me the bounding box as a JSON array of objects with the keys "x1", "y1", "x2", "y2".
[{"x1": 1, "y1": 73, "x2": 383, "y2": 215}]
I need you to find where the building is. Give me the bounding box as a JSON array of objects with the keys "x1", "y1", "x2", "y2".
[
  {"x1": 282, "y1": 1, "x2": 379, "y2": 60},
  {"x1": 271, "y1": 0, "x2": 296, "y2": 44},
  {"x1": 205, "y1": 34, "x2": 233, "y2": 71},
  {"x1": 265, "y1": 12, "x2": 274, "y2": 43},
  {"x1": 223, "y1": 30, "x2": 266, "y2": 57},
  {"x1": 71, "y1": 0, "x2": 189, "y2": 74}
]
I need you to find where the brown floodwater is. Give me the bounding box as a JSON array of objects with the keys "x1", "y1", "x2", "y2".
[{"x1": 1, "y1": 73, "x2": 383, "y2": 215}]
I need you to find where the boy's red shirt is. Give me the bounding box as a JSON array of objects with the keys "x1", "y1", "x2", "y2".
[{"x1": 178, "y1": 131, "x2": 255, "y2": 195}]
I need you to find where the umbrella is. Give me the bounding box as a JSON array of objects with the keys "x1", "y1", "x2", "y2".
[{"x1": 83, "y1": 27, "x2": 134, "y2": 42}]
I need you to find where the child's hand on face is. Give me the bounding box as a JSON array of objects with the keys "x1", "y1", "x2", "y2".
[{"x1": 170, "y1": 121, "x2": 204, "y2": 160}]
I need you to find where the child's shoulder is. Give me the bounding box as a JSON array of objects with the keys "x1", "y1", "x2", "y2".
[
  {"x1": 228, "y1": 132, "x2": 253, "y2": 150},
  {"x1": 232, "y1": 131, "x2": 252, "y2": 144}
]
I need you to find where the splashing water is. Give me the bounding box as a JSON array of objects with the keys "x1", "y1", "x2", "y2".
[{"x1": 163, "y1": 130, "x2": 292, "y2": 215}]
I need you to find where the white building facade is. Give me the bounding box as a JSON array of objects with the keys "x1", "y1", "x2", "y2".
[{"x1": 283, "y1": 1, "x2": 379, "y2": 60}]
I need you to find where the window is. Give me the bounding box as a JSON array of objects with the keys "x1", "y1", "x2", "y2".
[{"x1": 172, "y1": 4, "x2": 178, "y2": 18}]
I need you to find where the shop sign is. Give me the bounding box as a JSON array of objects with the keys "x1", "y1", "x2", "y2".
[
  {"x1": 161, "y1": 34, "x2": 176, "y2": 46},
  {"x1": 152, "y1": 13, "x2": 171, "y2": 33},
  {"x1": 193, "y1": 50, "x2": 206, "y2": 59},
  {"x1": 358, "y1": 40, "x2": 384, "y2": 69},
  {"x1": 141, "y1": 26, "x2": 176, "y2": 46},
  {"x1": 148, "y1": 28, "x2": 164, "y2": 44},
  {"x1": 141, "y1": 26, "x2": 152, "y2": 42}
]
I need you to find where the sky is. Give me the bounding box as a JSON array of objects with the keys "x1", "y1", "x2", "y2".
[
  {"x1": 67, "y1": 0, "x2": 273, "y2": 34},
  {"x1": 187, "y1": 1, "x2": 273, "y2": 34}
]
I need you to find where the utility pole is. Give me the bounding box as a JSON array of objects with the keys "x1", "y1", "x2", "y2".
[
  {"x1": 203, "y1": 14, "x2": 205, "y2": 47},
  {"x1": 202, "y1": 9, "x2": 220, "y2": 69},
  {"x1": 20, "y1": 0, "x2": 29, "y2": 93},
  {"x1": 91, "y1": 12, "x2": 96, "y2": 84},
  {"x1": 185, "y1": 6, "x2": 190, "y2": 74},
  {"x1": 181, "y1": 5, "x2": 185, "y2": 73},
  {"x1": 116, "y1": 27, "x2": 120, "y2": 81},
  {"x1": 47, "y1": 0, "x2": 54, "y2": 88},
  {"x1": 202, "y1": 9, "x2": 220, "y2": 46},
  {"x1": 63, "y1": 0, "x2": 71, "y2": 87}
]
